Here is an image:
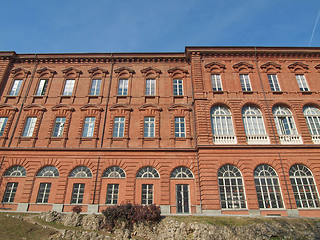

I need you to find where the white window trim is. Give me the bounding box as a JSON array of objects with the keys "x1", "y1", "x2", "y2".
[
  {"x1": 240, "y1": 74, "x2": 252, "y2": 91},
  {"x1": 211, "y1": 74, "x2": 223, "y2": 91},
  {"x1": 268, "y1": 74, "x2": 281, "y2": 91}
]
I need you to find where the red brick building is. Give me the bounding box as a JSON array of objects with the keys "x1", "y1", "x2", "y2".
[{"x1": 0, "y1": 47, "x2": 319, "y2": 217}]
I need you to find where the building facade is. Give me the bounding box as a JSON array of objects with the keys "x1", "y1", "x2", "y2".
[{"x1": 0, "y1": 47, "x2": 319, "y2": 217}]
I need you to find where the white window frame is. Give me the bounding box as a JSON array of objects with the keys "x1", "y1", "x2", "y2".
[
  {"x1": 174, "y1": 117, "x2": 186, "y2": 138},
  {"x1": 173, "y1": 79, "x2": 183, "y2": 96},
  {"x1": 170, "y1": 167, "x2": 193, "y2": 179},
  {"x1": 141, "y1": 184, "x2": 153, "y2": 205},
  {"x1": 176, "y1": 184, "x2": 190, "y2": 213},
  {"x1": 218, "y1": 165, "x2": 246, "y2": 209},
  {"x1": 211, "y1": 74, "x2": 223, "y2": 91},
  {"x1": 295, "y1": 75, "x2": 309, "y2": 91},
  {"x1": 36, "y1": 166, "x2": 59, "y2": 177},
  {"x1": 2, "y1": 182, "x2": 18, "y2": 203},
  {"x1": 90, "y1": 79, "x2": 102, "y2": 95},
  {"x1": 62, "y1": 79, "x2": 75, "y2": 96},
  {"x1": 82, "y1": 117, "x2": 95, "y2": 138},
  {"x1": 4, "y1": 165, "x2": 26, "y2": 177},
  {"x1": 137, "y1": 167, "x2": 159, "y2": 178},
  {"x1": 117, "y1": 79, "x2": 128, "y2": 96},
  {"x1": 144, "y1": 117, "x2": 155, "y2": 138},
  {"x1": 70, "y1": 166, "x2": 92, "y2": 178},
  {"x1": 113, "y1": 117, "x2": 125, "y2": 138},
  {"x1": 103, "y1": 166, "x2": 126, "y2": 178},
  {"x1": 9, "y1": 80, "x2": 23, "y2": 96},
  {"x1": 52, "y1": 117, "x2": 66, "y2": 137},
  {"x1": 36, "y1": 79, "x2": 49, "y2": 96},
  {"x1": 254, "y1": 165, "x2": 284, "y2": 209},
  {"x1": 36, "y1": 183, "x2": 51, "y2": 203},
  {"x1": 145, "y1": 79, "x2": 156, "y2": 96},
  {"x1": 0, "y1": 117, "x2": 8, "y2": 137},
  {"x1": 106, "y1": 184, "x2": 119, "y2": 205},
  {"x1": 268, "y1": 74, "x2": 281, "y2": 91},
  {"x1": 22, "y1": 117, "x2": 37, "y2": 137},
  {"x1": 240, "y1": 74, "x2": 252, "y2": 91},
  {"x1": 71, "y1": 183, "x2": 85, "y2": 204},
  {"x1": 303, "y1": 106, "x2": 320, "y2": 143},
  {"x1": 289, "y1": 164, "x2": 320, "y2": 208}
]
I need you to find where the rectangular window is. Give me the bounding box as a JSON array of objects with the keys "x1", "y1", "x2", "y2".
[
  {"x1": 52, "y1": 117, "x2": 66, "y2": 137},
  {"x1": 113, "y1": 117, "x2": 125, "y2": 138},
  {"x1": 71, "y1": 183, "x2": 85, "y2": 204},
  {"x1": 145, "y1": 79, "x2": 156, "y2": 95},
  {"x1": 175, "y1": 117, "x2": 186, "y2": 137},
  {"x1": 82, "y1": 117, "x2": 95, "y2": 137},
  {"x1": 35, "y1": 79, "x2": 49, "y2": 96},
  {"x1": 117, "y1": 79, "x2": 128, "y2": 95},
  {"x1": 2, "y1": 182, "x2": 18, "y2": 203},
  {"x1": 268, "y1": 74, "x2": 281, "y2": 91},
  {"x1": 211, "y1": 74, "x2": 223, "y2": 91},
  {"x1": 141, "y1": 184, "x2": 153, "y2": 205},
  {"x1": 106, "y1": 184, "x2": 119, "y2": 205},
  {"x1": 176, "y1": 184, "x2": 189, "y2": 213},
  {"x1": 90, "y1": 79, "x2": 102, "y2": 95},
  {"x1": 295, "y1": 75, "x2": 309, "y2": 91},
  {"x1": 22, "y1": 117, "x2": 37, "y2": 137},
  {"x1": 9, "y1": 80, "x2": 23, "y2": 96},
  {"x1": 144, "y1": 117, "x2": 155, "y2": 138},
  {"x1": 173, "y1": 79, "x2": 183, "y2": 96},
  {"x1": 36, "y1": 183, "x2": 51, "y2": 203},
  {"x1": 0, "y1": 117, "x2": 8, "y2": 137},
  {"x1": 62, "y1": 79, "x2": 75, "y2": 96},
  {"x1": 240, "y1": 74, "x2": 252, "y2": 91}
]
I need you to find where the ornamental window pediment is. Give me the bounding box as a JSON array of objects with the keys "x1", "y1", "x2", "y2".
[
  {"x1": 140, "y1": 67, "x2": 161, "y2": 76},
  {"x1": 138, "y1": 104, "x2": 162, "y2": 112},
  {"x1": 287, "y1": 62, "x2": 309, "y2": 73},
  {"x1": 109, "y1": 104, "x2": 132, "y2": 112},
  {"x1": 62, "y1": 66, "x2": 82, "y2": 76},
  {"x1": 36, "y1": 67, "x2": 57, "y2": 75},
  {"x1": 167, "y1": 67, "x2": 188, "y2": 77},
  {"x1": 88, "y1": 67, "x2": 108, "y2": 76},
  {"x1": 0, "y1": 104, "x2": 18, "y2": 114},
  {"x1": 260, "y1": 62, "x2": 281, "y2": 73},
  {"x1": 204, "y1": 61, "x2": 226, "y2": 73},
  {"x1": 168, "y1": 104, "x2": 192, "y2": 112},
  {"x1": 232, "y1": 62, "x2": 254, "y2": 73},
  {"x1": 314, "y1": 64, "x2": 320, "y2": 72},
  {"x1": 11, "y1": 67, "x2": 31, "y2": 78},
  {"x1": 23, "y1": 104, "x2": 46, "y2": 113},
  {"x1": 114, "y1": 66, "x2": 135, "y2": 76},
  {"x1": 80, "y1": 104, "x2": 104, "y2": 113}
]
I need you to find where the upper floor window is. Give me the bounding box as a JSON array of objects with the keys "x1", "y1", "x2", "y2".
[
  {"x1": 118, "y1": 79, "x2": 128, "y2": 95},
  {"x1": 303, "y1": 106, "x2": 320, "y2": 144},
  {"x1": 69, "y1": 166, "x2": 92, "y2": 178},
  {"x1": 113, "y1": 117, "x2": 125, "y2": 138},
  {"x1": 144, "y1": 117, "x2": 155, "y2": 138},
  {"x1": 174, "y1": 117, "x2": 186, "y2": 138},
  {"x1": 254, "y1": 164, "x2": 284, "y2": 209},
  {"x1": 173, "y1": 79, "x2": 183, "y2": 96},
  {"x1": 90, "y1": 79, "x2": 102, "y2": 95},
  {"x1": 63, "y1": 79, "x2": 75, "y2": 96},
  {"x1": 218, "y1": 165, "x2": 246, "y2": 209},
  {"x1": 211, "y1": 106, "x2": 236, "y2": 144},
  {"x1": 268, "y1": 74, "x2": 281, "y2": 91},
  {"x1": 52, "y1": 117, "x2": 66, "y2": 137},
  {"x1": 145, "y1": 79, "x2": 156, "y2": 96},
  {"x1": 136, "y1": 166, "x2": 159, "y2": 178},
  {"x1": 170, "y1": 167, "x2": 193, "y2": 178},
  {"x1": 4, "y1": 165, "x2": 26, "y2": 177},
  {"x1": 35, "y1": 79, "x2": 48, "y2": 96},
  {"x1": 22, "y1": 117, "x2": 37, "y2": 137},
  {"x1": 36, "y1": 166, "x2": 59, "y2": 177},
  {"x1": 289, "y1": 164, "x2": 320, "y2": 208},
  {"x1": 211, "y1": 74, "x2": 222, "y2": 91},
  {"x1": 239, "y1": 74, "x2": 252, "y2": 91},
  {"x1": 9, "y1": 80, "x2": 23, "y2": 96},
  {"x1": 295, "y1": 75, "x2": 309, "y2": 91},
  {"x1": 82, "y1": 117, "x2": 95, "y2": 137},
  {"x1": 103, "y1": 166, "x2": 126, "y2": 178},
  {"x1": 273, "y1": 106, "x2": 297, "y2": 136},
  {"x1": 0, "y1": 117, "x2": 8, "y2": 137}
]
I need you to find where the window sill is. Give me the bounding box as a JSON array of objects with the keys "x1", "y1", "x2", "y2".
[
  {"x1": 139, "y1": 137, "x2": 161, "y2": 141},
  {"x1": 16, "y1": 136, "x2": 36, "y2": 141},
  {"x1": 242, "y1": 91, "x2": 254, "y2": 94},
  {"x1": 301, "y1": 91, "x2": 314, "y2": 95},
  {"x1": 170, "y1": 137, "x2": 192, "y2": 141},
  {"x1": 212, "y1": 90, "x2": 224, "y2": 94},
  {"x1": 87, "y1": 95, "x2": 101, "y2": 98},
  {"x1": 271, "y1": 91, "x2": 284, "y2": 94},
  {"x1": 109, "y1": 137, "x2": 129, "y2": 141},
  {"x1": 4, "y1": 95, "x2": 18, "y2": 98},
  {"x1": 59, "y1": 95, "x2": 74, "y2": 98},
  {"x1": 172, "y1": 95, "x2": 185, "y2": 98},
  {"x1": 48, "y1": 137, "x2": 67, "y2": 141},
  {"x1": 77, "y1": 137, "x2": 98, "y2": 141}
]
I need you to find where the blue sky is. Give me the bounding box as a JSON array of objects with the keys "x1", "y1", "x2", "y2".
[{"x1": 1, "y1": 0, "x2": 320, "y2": 53}]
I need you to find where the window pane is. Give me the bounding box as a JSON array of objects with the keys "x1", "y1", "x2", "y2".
[
  {"x1": 2, "y1": 182, "x2": 18, "y2": 203},
  {"x1": 22, "y1": 117, "x2": 37, "y2": 137},
  {"x1": 82, "y1": 117, "x2": 95, "y2": 137},
  {"x1": 90, "y1": 79, "x2": 102, "y2": 95},
  {"x1": 211, "y1": 74, "x2": 223, "y2": 91},
  {"x1": 36, "y1": 183, "x2": 51, "y2": 203},
  {"x1": 174, "y1": 117, "x2": 186, "y2": 137},
  {"x1": 113, "y1": 117, "x2": 125, "y2": 137},
  {"x1": 118, "y1": 79, "x2": 128, "y2": 95},
  {"x1": 146, "y1": 79, "x2": 156, "y2": 95},
  {"x1": 0, "y1": 117, "x2": 8, "y2": 137},
  {"x1": 144, "y1": 117, "x2": 155, "y2": 137},
  {"x1": 52, "y1": 117, "x2": 66, "y2": 137},
  {"x1": 106, "y1": 184, "x2": 119, "y2": 205},
  {"x1": 9, "y1": 80, "x2": 23, "y2": 96},
  {"x1": 71, "y1": 183, "x2": 85, "y2": 204},
  {"x1": 63, "y1": 79, "x2": 75, "y2": 95},
  {"x1": 240, "y1": 74, "x2": 252, "y2": 91},
  {"x1": 173, "y1": 79, "x2": 183, "y2": 96},
  {"x1": 36, "y1": 79, "x2": 48, "y2": 96}
]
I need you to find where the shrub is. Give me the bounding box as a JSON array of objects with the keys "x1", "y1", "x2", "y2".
[
  {"x1": 102, "y1": 203, "x2": 161, "y2": 230},
  {"x1": 72, "y1": 205, "x2": 82, "y2": 214}
]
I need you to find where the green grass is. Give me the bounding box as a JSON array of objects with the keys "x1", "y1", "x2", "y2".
[{"x1": 0, "y1": 213, "x2": 57, "y2": 240}]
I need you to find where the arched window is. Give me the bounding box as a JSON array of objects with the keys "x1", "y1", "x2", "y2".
[
  {"x1": 218, "y1": 165, "x2": 246, "y2": 209},
  {"x1": 36, "y1": 166, "x2": 59, "y2": 177},
  {"x1": 170, "y1": 167, "x2": 193, "y2": 178},
  {"x1": 303, "y1": 106, "x2": 320, "y2": 144},
  {"x1": 289, "y1": 164, "x2": 320, "y2": 208},
  {"x1": 273, "y1": 106, "x2": 301, "y2": 144},
  {"x1": 4, "y1": 165, "x2": 26, "y2": 177},
  {"x1": 211, "y1": 106, "x2": 236, "y2": 144},
  {"x1": 136, "y1": 167, "x2": 159, "y2": 178},
  {"x1": 69, "y1": 166, "x2": 92, "y2": 178},
  {"x1": 254, "y1": 165, "x2": 284, "y2": 209},
  {"x1": 103, "y1": 166, "x2": 126, "y2": 178}
]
